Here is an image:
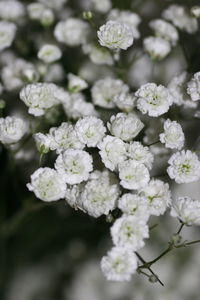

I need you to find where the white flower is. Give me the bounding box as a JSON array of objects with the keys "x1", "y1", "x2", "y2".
[
  {"x1": 187, "y1": 72, "x2": 200, "y2": 101},
  {"x1": 143, "y1": 36, "x2": 171, "y2": 60},
  {"x1": 171, "y1": 196, "x2": 200, "y2": 226},
  {"x1": 118, "y1": 159, "x2": 150, "y2": 190},
  {"x1": 139, "y1": 179, "x2": 171, "y2": 216},
  {"x1": 2, "y1": 58, "x2": 39, "y2": 91},
  {"x1": 39, "y1": 0, "x2": 67, "y2": 10},
  {"x1": 65, "y1": 184, "x2": 84, "y2": 210},
  {"x1": 87, "y1": 0, "x2": 111, "y2": 13},
  {"x1": 111, "y1": 215, "x2": 149, "y2": 251},
  {"x1": 55, "y1": 149, "x2": 93, "y2": 184},
  {"x1": 27, "y1": 2, "x2": 45, "y2": 20},
  {"x1": 0, "y1": 21, "x2": 16, "y2": 51},
  {"x1": 83, "y1": 44, "x2": 114, "y2": 66},
  {"x1": 159, "y1": 119, "x2": 185, "y2": 150},
  {"x1": 79, "y1": 170, "x2": 120, "y2": 217},
  {"x1": 118, "y1": 193, "x2": 149, "y2": 222},
  {"x1": 67, "y1": 73, "x2": 88, "y2": 93},
  {"x1": 149, "y1": 19, "x2": 179, "y2": 46},
  {"x1": 127, "y1": 142, "x2": 154, "y2": 169},
  {"x1": 162, "y1": 4, "x2": 198, "y2": 34},
  {"x1": 91, "y1": 77, "x2": 129, "y2": 108},
  {"x1": 168, "y1": 72, "x2": 197, "y2": 108},
  {"x1": 49, "y1": 122, "x2": 84, "y2": 153},
  {"x1": 107, "y1": 9, "x2": 141, "y2": 39},
  {"x1": 167, "y1": 150, "x2": 200, "y2": 183},
  {"x1": 107, "y1": 113, "x2": 144, "y2": 141},
  {"x1": 27, "y1": 167, "x2": 67, "y2": 202},
  {"x1": 54, "y1": 18, "x2": 89, "y2": 46},
  {"x1": 98, "y1": 135, "x2": 127, "y2": 171},
  {"x1": 61, "y1": 92, "x2": 98, "y2": 120},
  {"x1": 0, "y1": 116, "x2": 27, "y2": 144},
  {"x1": 100, "y1": 247, "x2": 138, "y2": 282},
  {"x1": 135, "y1": 83, "x2": 173, "y2": 117},
  {"x1": 34, "y1": 133, "x2": 51, "y2": 154},
  {"x1": 20, "y1": 83, "x2": 60, "y2": 116},
  {"x1": 75, "y1": 116, "x2": 106, "y2": 147},
  {"x1": 38, "y1": 44, "x2": 62, "y2": 64},
  {"x1": 97, "y1": 20, "x2": 134, "y2": 50},
  {"x1": 191, "y1": 6, "x2": 200, "y2": 19},
  {"x1": 0, "y1": 0, "x2": 25, "y2": 21},
  {"x1": 113, "y1": 92, "x2": 136, "y2": 112}
]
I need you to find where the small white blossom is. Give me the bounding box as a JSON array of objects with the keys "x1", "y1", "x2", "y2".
[
  {"x1": 75, "y1": 116, "x2": 106, "y2": 147},
  {"x1": 143, "y1": 36, "x2": 171, "y2": 60},
  {"x1": 85, "y1": 0, "x2": 111, "y2": 13},
  {"x1": 118, "y1": 193, "x2": 149, "y2": 222},
  {"x1": 0, "y1": 0, "x2": 25, "y2": 21},
  {"x1": 34, "y1": 133, "x2": 51, "y2": 154},
  {"x1": 127, "y1": 142, "x2": 154, "y2": 169},
  {"x1": 139, "y1": 179, "x2": 171, "y2": 216},
  {"x1": 65, "y1": 184, "x2": 84, "y2": 210},
  {"x1": 67, "y1": 73, "x2": 88, "y2": 93},
  {"x1": 49, "y1": 122, "x2": 84, "y2": 154},
  {"x1": 167, "y1": 150, "x2": 200, "y2": 184},
  {"x1": 80, "y1": 170, "x2": 120, "y2": 217},
  {"x1": 191, "y1": 6, "x2": 200, "y2": 19},
  {"x1": 159, "y1": 119, "x2": 185, "y2": 150},
  {"x1": 149, "y1": 19, "x2": 179, "y2": 46},
  {"x1": 83, "y1": 44, "x2": 114, "y2": 66},
  {"x1": 113, "y1": 92, "x2": 136, "y2": 112},
  {"x1": 111, "y1": 215, "x2": 149, "y2": 251},
  {"x1": 135, "y1": 83, "x2": 173, "y2": 117},
  {"x1": 91, "y1": 77, "x2": 129, "y2": 109},
  {"x1": 2, "y1": 58, "x2": 39, "y2": 91},
  {"x1": 54, "y1": 18, "x2": 89, "y2": 46},
  {"x1": 171, "y1": 196, "x2": 200, "y2": 226},
  {"x1": 0, "y1": 116, "x2": 27, "y2": 144},
  {"x1": 97, "y1": 20, "x2": 134, "y2": 50},
  {"x1": 20, "y1": 83, "x2": 60, "y2": 116},
  {"x1": 55, "y1": 149, "x2": 93, "y2": 184},
  {"x1": 100, "y1": 247, "x2": 138, "y2": 282},
  {"x1": 162, "y1": 5, "x2": 198, "y2": 34},
  {"x1": 27, "y1": 2, "x2": 45, "y2": 20},
  {"x1": 107, "y1": 9, "x2": 141, "y2": 39},
  {"x1": 0, "y1": 21, "x2": 16, "y2": 52},
  {"x1": 38, "y1": 44, "x2": 62, "y2": 64},
  {"x1": 168, "y1": 72, "x2": 197, "y2": 108},
  {"x1": 187, "y1": 72, "x2": 200, "y2": 102},
  {"x1": 61, "y1": 92, "x2": 98, "y2": 120},
  {"x1": 27, "y1": 167, "x2": 67, "y2": 202},
  {"x1": 118, "y1": 159, "x2": 150, "y2": 190},
  {"x1": 39, "y1": 0, "x2": 67, "y2": 10},
  {"x1": 98, "y1": 135, "x2": 127, "y2": 171},
  {"x1": 107, "y1": 113, "x2": 144, "y2": 141}
]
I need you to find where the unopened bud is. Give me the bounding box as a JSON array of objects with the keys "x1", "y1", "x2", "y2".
[
  {"x1": 83, "y1": 11, "x2": 93, "y2": 20},
  {"x1": 149, "y1": 275, "x2": 158, "y2": 283}
]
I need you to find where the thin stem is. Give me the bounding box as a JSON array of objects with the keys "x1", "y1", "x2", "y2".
[
  {"x1": 136, "y1": 252, "x2": 164, "y2": 286},
  {"x1": 39, "y1": 153, "x2": 43, "y2": 166},
  {"x1": 146, "y1": 140, "x2": 160, "y2": 147},
  {"x1": 147, "y1": 245, "x2": 173, "y2": 266},
  {"x1": 184, "y1": 240, "x2": 200, "y2": 246},
  {"x1": 177, "y1": 222, "x2": 184, "y2": 234}
]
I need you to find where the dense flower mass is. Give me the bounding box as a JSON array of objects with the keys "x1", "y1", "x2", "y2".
[{"x1": 2, "y1": 0, "x2": 200, "y2": 290}]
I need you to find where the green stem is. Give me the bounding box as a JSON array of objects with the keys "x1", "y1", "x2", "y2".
[{"x1": 146, "y1": 140, "x2": 160, "y2": 147}]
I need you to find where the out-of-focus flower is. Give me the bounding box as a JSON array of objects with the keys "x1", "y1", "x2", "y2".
[
  {"x1": 38, "y1": 44, "x2": 62, "y2": 64},
  {"x1": 0, "y1": 21, "x2": 16, "y2": 52},
  {"x1": 0, "y1": 0, "x2": 25, "y2": 22},
  {"x1": 0, "y1": 116, "x2": 27, "y2": 144},
  {"x1": 162, "y1": 5, "x2": 198, "y2": 34},
  {"x1": 100, "y1": 247, "x2": 138, "y2": 281},
  {"x1": 54, "y1": 18, "x2": 89, "y2": 46},
  {"x1": 34, "y1": 133, "x2": 51, "y2": 154},
  {"x1": 143, "y1": 36, "x2": 171, "y2": 60},
  {"x1": 149, "y1": 19, "x2": 179, "y2": 46},
  {"x1": 67, "y1": 73, "x2": 88, "y2": 93}
]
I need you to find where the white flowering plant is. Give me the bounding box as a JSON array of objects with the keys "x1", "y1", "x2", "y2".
[{"x1": 1, "y1": 0, "x2": 200, "y2": 299}]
